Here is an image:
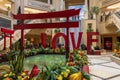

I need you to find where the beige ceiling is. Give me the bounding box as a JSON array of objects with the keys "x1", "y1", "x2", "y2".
[
  {"x1": 65, "y1": 0, "x2": 85, "y2": 8},
  {"x1": 0, "y1": 0, "x2": 11, "y2": 11}
]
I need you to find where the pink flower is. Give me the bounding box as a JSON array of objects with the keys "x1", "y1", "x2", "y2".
[{"x1": 82, "y1": 65, "x2": 89, "y2": 73}]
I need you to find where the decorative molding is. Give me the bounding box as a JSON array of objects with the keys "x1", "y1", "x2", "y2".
[
  {"x1": 102, "y1": 0, "x2": 120, "y2": 7},
  {"x1": 27, "y1": 0, "x2": 50, "y2": 11}
]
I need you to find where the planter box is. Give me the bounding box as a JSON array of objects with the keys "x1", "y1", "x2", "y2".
[
  {"x1": 111, "y1": 55, "x2": 120, "y2": 65},
  {"x1": 93, "y1": 50, "x2": 101, "y2": 55}
]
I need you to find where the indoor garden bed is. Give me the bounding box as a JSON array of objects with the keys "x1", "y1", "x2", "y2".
[{"x1": 0, "y1": 49, "x2": 90, "y2": 80}]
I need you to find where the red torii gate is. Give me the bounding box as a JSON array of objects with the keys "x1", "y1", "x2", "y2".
[
  {"x1": 1, "y1": 28, "x2": 14, "y2": 49},
  {"x1": 13, "y1": 9, "x2": 80, "y2": 59}
]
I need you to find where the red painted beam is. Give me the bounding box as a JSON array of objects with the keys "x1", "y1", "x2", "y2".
[
  {"x1": 1, "y1": 28, "x2": 14, "y2": 34},
  {"x1": 13, "y1": 9, "x2": 80, "y2": 20},
  {"x1": 87, "y1": 32, "x2": 99, "y2": 35},
  {"x1": 14, "y1": 22, "x2": 79, "y2": 29},
  {"x1": 91, "y1": 39, "x2": 98, "y2": 42}
]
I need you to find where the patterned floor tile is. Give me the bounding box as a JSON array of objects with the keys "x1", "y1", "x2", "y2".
[
  {"x1": 89, "y1": 65, "x2": 120, "y2": 79},
  {"x1": 89, "y1": 58, "x2": 110, "y2": 65},
  {"x1": 90, "y1": 75, "x2": 102, "y2": 80},
  {"x1": 108, "y1": 76, "x2": 120, "y2": 80},
  {"x1": 101, "y1": 62, "x2": 120, "y2": 70}
]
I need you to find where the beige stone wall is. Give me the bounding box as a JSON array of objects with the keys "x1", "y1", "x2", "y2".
[
  {"x1": 89, "y1": 0, "x2": 97, "y2": 7},
  {"x1": 83, "y1": 19, "x2": 96, "y2": 46},
  {"x1": 99, "y1": 24, "x2": 118, "y2": 34},
  {"x1": 52, "y1": 0, "x2": 61, "y2": 11}
]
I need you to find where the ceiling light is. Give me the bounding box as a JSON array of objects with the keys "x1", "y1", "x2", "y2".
[{"x1": 5, "y1": 4, "x2": 11, "y2": 8}]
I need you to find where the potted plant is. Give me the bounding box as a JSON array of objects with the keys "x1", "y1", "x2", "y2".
[
  {"x1": 89, "y1": 6, "x2": 100, "y2": 19},
  {"x1": 94, "y1": 46, "x2": 101, "y2": 55},
  {"x1": 87, "y1": 23, "x2": 93, "y2": 32},
  {"x1": 81, "y1": 44, "x2": 87, "y2": 50}
]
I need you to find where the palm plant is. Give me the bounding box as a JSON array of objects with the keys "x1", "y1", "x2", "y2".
[{"x1": 89, "y1": 6, "x2": 100, "y2": 19}]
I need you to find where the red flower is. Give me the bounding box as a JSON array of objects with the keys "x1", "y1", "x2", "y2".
[
  {"x1": 29, "y1": 65, "x2": 40, "y2": 79},
  {"x1": 69, "y1": 53, "x2": 72, "y2": 61}
]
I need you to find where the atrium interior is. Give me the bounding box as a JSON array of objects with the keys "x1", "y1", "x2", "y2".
[{"x1": 0, "y1": 0, "x2": 120, "y2": 80}]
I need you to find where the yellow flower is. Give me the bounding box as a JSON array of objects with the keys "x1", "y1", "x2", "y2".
[
  {"x1": 9, "y1": 72, "x2": 12, "y2": 76},
  {"x1": 114, "y1": 49, "x2": 118, "y2": 53},
  {"x1": 56, "y1": 75, "x2": 63, "y2": 80},
  {"x1": 12, "y1": 73, "x2": 15, "y2": 76},
  {"x1": 22, "y1": 76, "x2": 29, "y2": 80},
  {"x1": 18, "y1": 76, "x2": 22, "y2": 79},
  {"x1": 21, "y1": 72, "x2": 26, "y2": 76},
  {"x1": 55, "y1": 48, "x2": 60, "y2": 53},
  {"x1": 66, "y1": 69, "x2": 70, "y2": 73},
  {"x1": 78, "y1": 50, "x2": 82, "y2": 53},
  {"x1": 4, "y1": 74, "x2": 8, "y2": 77},
  {"x1": 70, "y1": 50, "x2": 73, "y2": 53},
  {"x1": 61, "y1": 71, "x2": 69, "y2": 78}
]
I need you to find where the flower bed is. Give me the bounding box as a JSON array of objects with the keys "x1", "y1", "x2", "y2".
[
  {"x1": 0, "y1": 47, "x2": 66, "y2": 63},
  {"x1": 24, "y1": 47, "x2": 66, "y2": 57},
  {"x1": 113, "y1": 42, "x2": 120, "y2": 58},
  {"x1": 113, "y1": 49, "x2": 120, "y2": 58},
  {"x1": 112, "y1": 48, "x2": 120, "y2": 65},
  {"x1": 0, "y1": 49, "x2": 90, "y2": 80}
]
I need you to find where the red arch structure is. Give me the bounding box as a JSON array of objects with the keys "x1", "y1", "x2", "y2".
[
  {"x1": 1, "y1": 28, "x2": 14, "y2": 49},
  {"x1": 13, "y1": 9, "x2": 80, "y2": 59}
]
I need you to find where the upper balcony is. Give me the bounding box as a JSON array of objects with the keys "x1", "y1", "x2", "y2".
[
  {"x1": 102, "y1": 0, "x2": 120, "y2": 8},
  {"x1": 104, "y1": 14, "x2": 113, "y2": 27},
  {"x1": 65, "y1": 0, "x2": 84, "y2": 9}
]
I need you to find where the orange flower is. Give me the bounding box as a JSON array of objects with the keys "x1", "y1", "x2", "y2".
[{"x1": 79, "y1": 52, "x2": 83, "y2": 56}]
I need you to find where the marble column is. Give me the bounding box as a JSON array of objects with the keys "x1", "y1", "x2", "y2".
[
  {"x1": 11, "y1": 0, "x2": 25, "y2": 14},
  {"x1": 60, "y1": 0, "x2": 65, "y2": 10},
  {"x1": 48, "y1": 0, "x2": 50, "y2": 4},
  {"x1": 84, "y1": 0, "x2": 88, "y2": 19},
  {"x1": 20, "y1": 0, "x2": 25, "y2": 14},
  {"x1": 11, "y1": 0, "x2": 25, "y2": 24}
]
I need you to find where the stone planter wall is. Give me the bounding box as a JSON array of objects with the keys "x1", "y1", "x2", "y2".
[{"x1": 111, "y1": 55, "x2": 120, "y2": 65}]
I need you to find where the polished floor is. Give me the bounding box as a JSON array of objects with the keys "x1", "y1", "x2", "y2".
[{"x1": 89, "y1": 53, "x2": 120, "y2": 80}]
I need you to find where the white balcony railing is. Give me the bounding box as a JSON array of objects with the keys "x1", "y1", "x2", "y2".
[
  {"x1": 105, "y1": 15, "x2": 113, "y2": 27},
  {"x1": 112, "y1": 14, "x2": 120, "y2": 29}
]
